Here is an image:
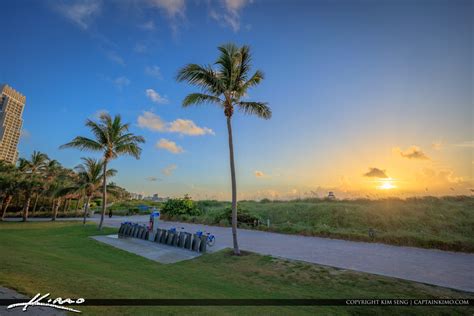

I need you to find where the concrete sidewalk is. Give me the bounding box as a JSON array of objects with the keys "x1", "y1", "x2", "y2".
[{"x1": 7, "y1": 216, "x2": 474, "y2": 293}]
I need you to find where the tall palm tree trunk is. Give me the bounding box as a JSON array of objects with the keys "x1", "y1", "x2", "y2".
[
  {"x1": 65, "y1": 198, "x2": 71, "y2": 213},
  {"x1": 22, "y1": 195, "x2": 31, "y2": 222},
  {"x1": 76, "y1": 196, "x2": 82, "y2": 211},
  {"x1": 99, "y1": 160, "x2": 108, "y2": 230},
  {"x1": 52, "y1": 199, "x2": 61, "y2": 221},
  {"x1": 1, "y1": 195, "x2": 12, "y2": 221},
  {"x1": 226, "y1": 115, "x2": 240, "y2": 255},
  {"x1": 32, "y1": 194, "x2": 39, "y2": 215},
  {"x1": 83, "y1": 195, "x2": 92, "y2": 225}
]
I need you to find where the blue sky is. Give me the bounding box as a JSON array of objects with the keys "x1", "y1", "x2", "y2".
[{"x1": 1, "y1": 0, "x2": 472, "y2": 199}]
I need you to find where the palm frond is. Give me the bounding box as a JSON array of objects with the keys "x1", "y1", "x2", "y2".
[
  {"x1": 238, "y1": 70, "x2": 264, "y2": 96},
  {"x1": 176, "y1": 64, "x2": 224, "y2": 94},
  {"x1": 60, "y1": 136, "x2": 104, "y2": 152},
  {"x1": 237, "y1": 101, "x2": 272, "y2": 119},
  {"x1": 182, "y1": 93, "x2": 223, "y2": 107}
]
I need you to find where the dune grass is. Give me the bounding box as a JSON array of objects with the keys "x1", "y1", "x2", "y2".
[
  {"x1": 0, "y1": 221, "x2": 472, "y2": 315},
  {"x1": 164, "y1": 197, "x2": 474, "y2": 252}
]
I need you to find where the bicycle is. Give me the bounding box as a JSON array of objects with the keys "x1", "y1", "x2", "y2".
[{"x1": 196, "y1": 231, "x2": 216, "y2": 247}]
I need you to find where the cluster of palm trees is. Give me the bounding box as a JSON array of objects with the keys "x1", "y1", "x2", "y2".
[
  {"x1": 0, "y1": 113, "x2": 144, "y2": 229},
  {"x1": 1, "y1": 43, "x2": 269, "y2": 255},
  {"x1": 0, "y1": 151, "x2": 126, "y2": 222}
]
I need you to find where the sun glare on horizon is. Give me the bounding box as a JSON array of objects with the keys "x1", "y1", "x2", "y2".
[{"x1": 377, "y1": 178, "x2": 397, "y2": 190}]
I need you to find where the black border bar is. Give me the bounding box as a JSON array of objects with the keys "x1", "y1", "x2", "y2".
[{"x1": 1, "y1": 299, "x2": 472, "y2": 306}]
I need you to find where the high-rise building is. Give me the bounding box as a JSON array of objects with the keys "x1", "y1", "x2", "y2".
[{"x1": 0, "y1": 84, "x2": 26, "y2": 164}]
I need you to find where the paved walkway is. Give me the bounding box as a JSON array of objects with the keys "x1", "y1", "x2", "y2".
[
  {"x1": 7, "y1": 216, "x2": 474, "y2": 292},
  {"x1": 92, "y1": 234, "x2": 201, "y2": 263}
]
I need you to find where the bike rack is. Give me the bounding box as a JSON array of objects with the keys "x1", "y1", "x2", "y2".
[{"x1": 118, "y1": 222, "x2": 211, "y2": 253}]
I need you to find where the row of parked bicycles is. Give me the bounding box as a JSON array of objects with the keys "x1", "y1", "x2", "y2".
[
  {"x1": 118, "y1": 222, "x2": 216, "y2": 252},
  {"x1": 169, "y1": 227, "x2": 216, "y2": 247}
]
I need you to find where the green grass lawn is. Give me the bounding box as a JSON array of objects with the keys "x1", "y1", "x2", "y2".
[{"x1": 0, "y1": 222, "x2": 472, "y2": 315}]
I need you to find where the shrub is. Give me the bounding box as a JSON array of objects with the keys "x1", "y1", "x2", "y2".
[
  {"x1": 215, "y1": 205, "x2": 261, "y2": 227},
  {"x1": 161, "y1": 195, "x2": 201, "y2": 217}
]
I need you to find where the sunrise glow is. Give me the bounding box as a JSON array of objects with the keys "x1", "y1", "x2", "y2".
[{"x1": 377, "y1": 179, "x2": 397, "y2": 190}]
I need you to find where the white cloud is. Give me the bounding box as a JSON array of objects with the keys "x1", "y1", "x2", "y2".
[
  {"x1": 148, "y1": 0, "x2": 185, "y2": 18},
  {"x1": 254, "y1": 170, "x2": 265, "y2": 178},
  {"x1": 156, "y1": 138, "x2": 184, "y2": 154},
  {"x1": 167, "y1": 119, "x2": 214, "y2": 136},
  {"x1": 209, "y1": 0, "x2": 253, "y2": 32},
  {"x1": 148, "y1": 0, "x2": 185, "y2": 33},
  {"x1": 393, "y1": 146, "x2": 430, "y2": 160},
  {"x1": 145, "y1": 66, "x2": 162, "y2": 79},
  {"x1": 106, "y1": 51, "x2": 125, "y2": 65},
  {"x1": 162, "y1": 163, "x2": 177, "y2": 176},
  {"x1": 114, "y1": 76, "x2": 130, "y2": 89},
  {"x1": 146, "y1": 89, "x2": 168, "y2": 104},
  {"x1": 137, "y1": 112, "x2": 214, "y2": 136},
  {"x1": 134, "y1": 42, "x2": 148, "y2": 54},
  {"x1": 139, "y1": 20, "x2": 156, "y2": 31},
  {"x1": 54, "y1": 0, "x2": 101, "y2": 30},
  {"x1": 137, "y1": 111, "x2": 167, "y2": 131}
]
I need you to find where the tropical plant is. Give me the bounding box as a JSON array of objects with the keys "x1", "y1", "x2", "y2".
[
  {"x1": 48, "y1": 167, "x2": 77, "y2": 221},
  {"x1": 74, "y1": 158, "x2": 117, "y2": 224},
  {"x1": 177, "y1": 43, "x2": 271, "y2": 254},
  {"x1": 60, "y1": 113, "x2": 145, "y2": 229},
  {"x1": 0, "y1": 161, "x2": 21, "y2": 221},
  {"x1": 161, "y1": 195, "x2": 201, "y2": 217},
  {"x1": 17, "y1": 151, "x2": 49, "y2": 221}
]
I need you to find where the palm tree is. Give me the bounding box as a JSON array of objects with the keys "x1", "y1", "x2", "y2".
[
  {"x1": 48, "y1": 166, "x2": 76, "y2": 221},
  {"x1": 0, "y1": 162, "x2": 21, "y2": 221},
  {"x1": 37, "y1": 159, "x2": 62, "y2": 214},
  {"x1": 74, "y1": 158, "x2": 117, "y2": 224},
  {"x1": 60, "y1": 113, "x2": 145, "y2": 229},
  {"x1": 18, "y1": 151, "x2": 49, "y2": 221},
  {"x1": 177, "y1": 43, "x2": 271, "y2": 255}
]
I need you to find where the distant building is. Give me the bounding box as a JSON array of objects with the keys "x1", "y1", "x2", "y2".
[
  {"x1": 327, "y1": 192, "x2": 336, "y2": 200},
  {"x1": 0, "y1": 84, "x2": 26, "y2": 164},
  {"x1": 130, "y1": 193, "x2": 144, "y2": 200}
]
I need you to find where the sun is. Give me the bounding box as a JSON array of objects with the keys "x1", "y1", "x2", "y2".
[{"x1": 377, "y1": 178, "x2": 397, "y2": 190}]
